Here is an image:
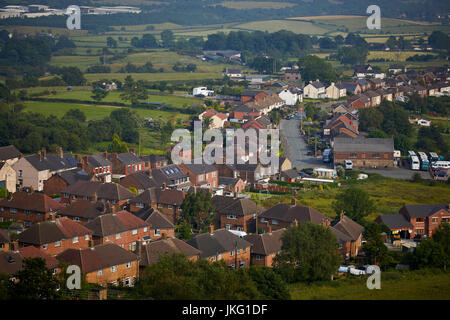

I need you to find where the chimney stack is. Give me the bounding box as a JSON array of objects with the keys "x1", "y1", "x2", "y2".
[
  {"x1": 111, "y1": 205, "x2": 116, "y2": 214},
  {"x1": 83, "y1": 156, "x2": 89, "y2": 165},
  {"x1": 41, "y1": 147, "x2": 47, "y2": 159},
  {"x1": 93, "y1": 192, "x2": 98, "y2": 202},
  {"x1": 268, "y1": 225, "x2": 272, "y2": 234},
  {"x1": 293, "y1": 219, "x2": 298, "y2": 227},
  {"x1": 57, "y1": 146, "x2": 63, "y2": 159},
  {"x1": 340, "y1": 210, "x2": 344, "y2": 221},
  {"x1": 37, "y1": 150, "x2": 42, "y2": 161},
  {"x1": 209, "y1": 224, "x2": 214, "y2": 234}
]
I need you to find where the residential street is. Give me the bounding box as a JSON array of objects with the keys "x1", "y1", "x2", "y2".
[{"x1": 280, "y1": 119, "x2": 325, "y2": 170}]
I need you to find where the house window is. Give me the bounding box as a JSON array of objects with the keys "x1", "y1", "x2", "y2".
[
  {"x1": 136, "y1": 203, "x2": 144, "y2": 208},
  {"x1": 243, "y1": 248, "x2": 247, "y2": 253},
  {"x1": 125, "y1": 262, "x2": 132, "y2": 269},
  {"x1": 372, "y1": 153, "x2": 380, "y2": 158},
  {"x1": 53, "y1": 268, "x2": 58, "y2": 275},
  {"x1": 85, "y1": 234, "x2": 90, "y2": 240},
  {"x1": 237, "y1": 249, "x2": 240, "y2": 255},
  {"x1": 349, "y1": 153, "x2": 357, "y2": 158},
  {"x1": 227, "y1": 215, "x2": 237, "y2": 219},
  {"x1": 73, "y1": 237, "x2": 79, "y2": 243},
  {"x1": 144, "y1": 227, "x2": 148, "y2": 233},
  {"x1": 42, "y1": 244, "x2": 48, "y2": 250},
  {"x1": 229, "y1": 264, "x2": 235, "y2": 270},
  {"x1": 432, "y1": 218, "x2": 438, "y2": 223},
  {"x1": 217, "y1": 254, "x2": 222, "y2": 260},
  {"x1": 260, "y1": 218, "x2": 265, "y2": 223},
  {"x1": 157, "y1": 204, "x2": 163, "y2": 209},
  {"x1": 97, "y1": 270, "x2": 103, "y2": 276},
  {"x1": 167, "y1": 205, "x2": 172, "y2": 209},
  {"x1": 211, "y1": 256, "x2": 216, "y2": 262},
  {"x1": 116, "y1": 233, "x2": 121, "y2": 239},
  {"x1": 111, "y1": 266, "x2": 117, "y2": 273},
  {"x1": 72, "y1": 195, "x2": 77, "y2": 200},
  {"x1": 131, "y1": 242, "x2": 136, "y2": 251},
  {"x1": 63, "y1": 193, "x2": 69, "y2": 198},
  {"x1": 272, "y1": 219, "x2": 278, "y2": 225},
  {"x1": 10, "y1": 208, "x2": 17, "y2": 213},
  {"x1": 225, "y1": 224, "x2": 231, "y2": 230},
  {"x1": 154, "y1": 229, "x2": 160, "y2": 236},
  {"x1": 212, "y1": 171, "x2": 216, "y2": 177},
  {"x1": 230, "y1": 251, "x2": 234, "y2": 256},
  {"x1": 73, "y1": 217, "x2": 80, "y2": 222},
  {"x1": 237, "y1": 226, "x2": 243, "y2": 231},
  {"x1": 416, "y1": 229, "x2": 425, "y2": 235},
  {"x1": 339, "y1": 243, "x2": 343, "y2": 249},
  {"x1": 83, "y1": 196, "x2": 89, "y2": 200},
  {"x1": 54, "y1": 241, "x2": 61, "y2": 247},
  {"x1": 443, "y1": 218, "x2": 450, "y2": 223},
  {"x1": 18, "y1": 170, "x2": 23, "y2": 177},
  {"x1": 416, "y1": 218, "x2": 424, "y2": 222},
  {"x1": 110, "y1": 281, "x2": 117, "y2": 286},
  {"x1": 124, "y1": 277, "x2": 131, "y2": 287},
  {"x1": 132, "y1": 229, "x2": 138, "y2": 235},
  {"x1": 256, "y1": 255, "x2": 262, "y2": 260},
  {"x1": 24, "y1": 210, "x2": 31, "y2": 215}
]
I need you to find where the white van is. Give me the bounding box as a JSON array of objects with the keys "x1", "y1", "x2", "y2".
[
  {"x1": 345, "y1": 160, "x2": 353, "y2": 170},
  {"x1": 432, "y1": 161, "x2": 450, "y2": 170}
]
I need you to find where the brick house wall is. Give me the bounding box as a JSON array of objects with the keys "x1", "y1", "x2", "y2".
[
  {"x1": 220, "y1": 214, "x2": 255, "y2": 233},
  {"x1": 0, "y1": 241, "x2": 10, "y2": 252},
  {"x1": 93, "y1": 227, "x2": 150, "y2": 251},
  {"x1": 400, "y1": 207, "x2": 450, "y2": 237},
  {"x1": 44, "y1": 175, "x2": 70, "y2": 196},
  {"x1": 241, "y1": 92, "x2": 266, "y2": 103},
  {"x1": 250, "y1": 252, "x2": 277, "y2": 267},
  {"x1": 156, "y1": 204, "x2": 183, "y2": 224},
  {"x1": 149, "y1": 228, "x2": 175, "y2": 240},
  {"x1": 208, "y1": 246, "x2": 251, "y2": 269},
  {"x1": 85, "y1": 260, "x2": 139, "y2": 287},
  {"x1": 334, "y1": 151, "x2": 394, "y2": 168},
  {"x1": 0, "y1": 207, "x2": 53, "y2": 225},
  {"x1": 21, "y1": 234, "x2": 93, "y2": 256},
  {"x1": 60, "y1": 194, "x2": 129, "y2": 207}
]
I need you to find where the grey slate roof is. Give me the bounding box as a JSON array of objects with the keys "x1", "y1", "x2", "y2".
[
  {"x1": 402, "y1": 204, "x2": 449, "y2": 218},
  {"x1": 377, "y1": 214, "x2": 413, "y2": 229},
  {"x1": 331, "y1": 216, "x2": 364, "y2": 241},
  {"x1": 129, "y1": 187, "x2": 161, "y2": 206},
  {"x1": 182, "y1": 163, "x2": 217, "y2": 175},
  {"x1": 140, "y1": 154, "x2": 167, "y2": 164},
  {"x1": 87, "y1": 154, "x2": 111, "y2": 167},
  {"x1": 244, "y1": 229, "x2": 284, "y2": 256},
  {"x1": 187, "y1": 229, "x2": 252, "y2": 258},
  {"x1": 211, "y1": 195, "x2": 263, "y2": 217},
  {"x1": 61, "y1": 181, "x2": 136, "y2": 201},
  {"x1": 259, "y1": 204, "x2": 330, "y2": 224},
  {"x1": 0, "y1": 229, "x2": 10, "y2": 243},
  {"x1": 139, "y1": 238, "x2": 200, "y2": 266},
  {"x1": 25, "y1": 153, "x2": 78, "y2": 172},
  {"x1": 110, "y1": 152, "x2": 142, "y2": 165},
  {"x1": 133, "y1": 207, "x2": 175, "y2": 230},
  {"x1": 58, "y1": 168, "x2": 92, "y2": 185},
  {"x1": 0, "y1": 145, "x2": 21, "y2": 161},
  {"x1": 333, "y1": 137, "x2": 394, "y2": 153}
]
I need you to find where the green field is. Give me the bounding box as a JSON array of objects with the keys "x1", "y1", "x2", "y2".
[
  {"x1": 250, "y1": 174, "x2": 450, "y2": 221},
  {"x1": 23, "y1": 100, "x2": 191, "y2": 122},
  {"x1": 290, "y1": 270, "x2": 450, "y2": 300},
  {"x1": 219, "y1": 1, "x2": 296, "y2": 9},
  {"x1": 84, "y1": 72, "x2": 222, "y2": 82},
  {"x1": 235, "y1": 20, "x2": 330, "y2": 35}
]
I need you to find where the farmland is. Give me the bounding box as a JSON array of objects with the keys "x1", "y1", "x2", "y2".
[{"x1": 218, "y1": 1, "x2": 296, "y2": 10}]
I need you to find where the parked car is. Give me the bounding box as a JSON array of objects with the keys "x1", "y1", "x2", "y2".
[{"x1": 345, "y1": 160, "x2": 353, "y2": 170}]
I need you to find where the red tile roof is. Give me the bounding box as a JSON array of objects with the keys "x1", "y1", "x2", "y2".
[{"x1": 0, "y1": 192, "x2": 64, "y2": 213}]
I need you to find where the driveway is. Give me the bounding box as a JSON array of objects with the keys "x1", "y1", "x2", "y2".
[{"x1": 280, "y1": 119, "x2": 325, "y2": 170}]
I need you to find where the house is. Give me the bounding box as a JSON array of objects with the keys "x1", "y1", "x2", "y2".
[
  {"x1": 364, "y1": 91, "x2": 382, "y2": 107},
  {"x1": 278, "y1": 88, "x2": 302, "y2": 105},
  {"x1": 0, "y1": 145, "x2": 21, "y2": 166},
  {"x1": 377, "y1": 204, "x2": 450, "y2": 239},
  {"x1": 60, "y1": 181, "x2": 136, "y2": 206},
  {"x1": 85, "y1": 210, "x2": 150, "y2": 250},
  {"x1": 132, "y1": 207, "x2": 175, "y2": 240},
  {"x1": 0, "y1": 229, "x2": 10, "y2": 251},
  {"x1": 0, "y1": 246, "x2": 59, "y2": 276},
  {"x1": 107, "y1": 151, "x2": 145, "y2": 178},
  {"x1": 389, "y1": 65, "x2": 406, "y2": 74},
  {"x1": 56, "y1": 200, "x2": 116, "y2": 224},
  {"x1": 77, "y1": 153, "x2": 112, "y2": 183},
  {"x1": 340, "y1": 82, "x2": 362, "y2": 95},
  {"x1": 212, "y1": 195, "x2": 263, "y2": 233},
  {"x1": 241, "y1": 115, "x2": 272, "y2": 130},
  {"x1": 225, "y1": 68, "x2": 242, "y2": 78},
  {"x1": 354, "y1": 64, "x2": 374, "y2": 78},
  {"x1": 244, "y1": 228, "x2": 284, "y2": 267},
  {"x1": 244, "y1": 93, "x2": 284, "y2": 114},
  {"x1": 331, "y1": 212, "x2": 364, "y2": 259},
  {"x1": 241, "y1": 90, "x2": 268, "y2": 103},
  {"x1": 43, "y1": 168, "x2": 93, "y2": 196},
  {"x1": 198, "y1": 109, "x2": 228, "y2": 129},
  {"x1": 283, "y1": 70, "x2": 301, "y2": 82},
  {"x1": 127, "y1": 187, "x2": 160, "y2": 213},
  {"x1": 323, "y1": 113, "x2": 359, "y2": 139},
  {"x1": 278, "y1": 169, "x2": 300, "y2": 182},
  {"x1": 217, "y1": 177, "x2": 245, "y2": 195},
  {"x1": 356, "y1": 79, "x2": 370, "y2": 91},
  {"x1": 258, "y1": 199, "x2": 330, "y2": 232},
  {"x1": 119, "y1": 171, "x2": 158, "y2": 194},
  {"x1": 303, "y1": 80, "x2": 326, "y2": 99},
  {"x1": 179, "y1": 163, "x2": 219, "y2": 189},
  {"x1": 150, "y1": 165, "x2": 191, "y2": 190},
  {"x1": 326, "y1": 82, "x2": 347, "y2": 99},
  {"x1": 137, "y1": 236, "x2": 200, "y2": 270},
  {"x1": 154, "y1": 188, "x2": 185, "y2": 223},
  {"x1": 229, "y1": 104, "x2": 261, "y2": 122},
  {"x1": 139, "y1": 154, "x2": 168, "y2": 170},
  {"x1": 187, "y1": 226, "x2": 252, "y2": 269},
  {"x1": 279, "y1": 157, "x2": 292, "y2": 173},
  {"x1": 12, "y1": 147, "x2": 78, "y2": 191},
  {"x1": 56, "y1": 243, "x2": 139, "y2": 287},
  {"x1": 227, "y1": 163, "x2": 266, "y2": 184},
  {"x1": 332, "y1": 137, "x2": 394, "y2": 168},
  {"x1": 368, "y1": 78, "x2": 385, "y2": 90},
  {"x1": 17, "y1": 217, "x2": 93, "y2": 256},
  {"x1": 245, "y1": 75, "x2": 272, "y2": 87},
  {"x1": 0, "y1": 191, "x2": 64, "y2": 227},
  {"x1": 0, "y1": 161, "x2": 16, "y2": 193}
]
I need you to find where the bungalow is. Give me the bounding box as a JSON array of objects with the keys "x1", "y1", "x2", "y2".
[
  {"x1": 187, "y1": 226, "x2": 252, "y2": 269},
  {"x1": 17, "y1": 217, "x2": 93, "y2": 256},
  {"x1": 57, "y1": 243, "x2": 139, "y2": 287},
  {"x1": 245, "y1": 93, "x2": 284, "y2": 114},
  {"x1": 278, "y1": 169, "x2": 300, "y2": 182},
  {"x1": 0, "y1": 191, "x2": 64, "y2": 227},
  {"x1": 244, "y1": 228, "x2": 284, "y2": 267}
]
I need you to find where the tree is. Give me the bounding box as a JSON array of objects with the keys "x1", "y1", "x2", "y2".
[
  {"x1": 181, "y1": 191, "x2": 215, "y2": 231},
  {"x1": 298, "y1": 55, "x2": 337, "y2": 84},
  {"x1": 62, "y1": 109, "x2": 86, "y2": 122},
  {"x1": 268, "y1": 109, "x2": 281, "y2": 126},
  {"x1": 362, "y1": 222, "x2": 393, "y2": 267},
  {"x1": 108, "y1": 134, "x2": 129, "y2": 154},
  {"x1": 337, "y1": 46, "x2": 368, "y2": 65},
  {"x1": 247, "y1": 266, "x2": 290, "y2": 300},
  {"x1": 106, "y1": 36, "x2": 118, "y2": 48},
  {"x1": 8, "y1": 258, "x2": 61, "y2": 300},
  {"x1": 161, "y1": 30, "x2": 174, "y2": 48},
  {"x1": 0, "y1": 187, "x2": 8, "y2": 199},
  {"x1": 132, "y1": 253, "x2": 260, "y2": 300},
  {"x1": 128, "y1": 187, "x2": 138, "y2": 195},
  {"x1": 332, "y1": 187, "x2": 376, "y2": 223},
  {"x1": 120, "y1": 75, "x2": 148, "y2": 105},
  {"x1": 91, "y1": 88, "x2": 109, "y2": 105},
  {"x1": 59, "y1": 67, "x2": 85, "y2": 86},
  {"x1": 274, "y1": 223, "x2": 341, "y2": 283},
  {"x1": 176, "y1": 223, "x2": 192, "y2": 240},
  {"x1": 413, "y1": 223, "x2": 450, "y2": 271}
]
